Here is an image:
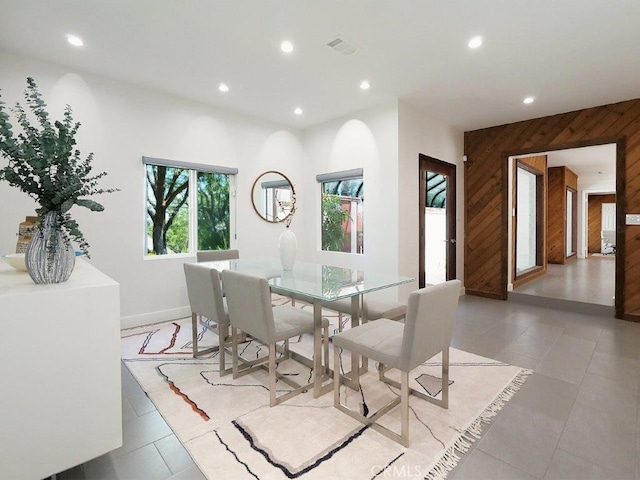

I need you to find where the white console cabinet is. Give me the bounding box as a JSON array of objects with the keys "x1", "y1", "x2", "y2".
[{"x1": 0, "y1": 259, "x2": 122, "y2": 480}]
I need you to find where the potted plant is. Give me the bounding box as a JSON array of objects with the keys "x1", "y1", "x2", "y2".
[{"x1": 0, "y1": 77, "x2": 117, "y2": 284}]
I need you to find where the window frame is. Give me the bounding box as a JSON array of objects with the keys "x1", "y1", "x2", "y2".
[
  {"x1": 316, "y1": 168, "x2": 364, "y2": 255},
  {"x1": 142, "y1": 156, "x2": 237, "y2": 258},
  {"x1": 514, "y1": 160, "x2": 544, "y2": 279}
]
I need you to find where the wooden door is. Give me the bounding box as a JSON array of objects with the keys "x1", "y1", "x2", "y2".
[{"x1": 419, "y1": 154, "x2": 456, "y2": 288}]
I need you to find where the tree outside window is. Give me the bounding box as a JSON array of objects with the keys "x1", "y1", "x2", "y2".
[
  {"x1": 146, "y1": 165, "x2": 230, "y2": 255},
  {"x1": 197, "y1": 171, "x2": 230, "y2": 250},
  {"x1": 321, "y1": 178, "x2": 364, "y2": 254}
]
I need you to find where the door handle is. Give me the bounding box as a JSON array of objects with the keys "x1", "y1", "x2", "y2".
[{"x1": 449, "y1": 239, "x2": 456, "y2": 244}]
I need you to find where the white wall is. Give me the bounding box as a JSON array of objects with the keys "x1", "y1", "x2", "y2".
[
  {"x1": 0, "y1": 51, "x2": 464, "y2": 325},
  {"x1": 0, "y1": 51, "x2": 306, "y2": 327},
  {"x1": 300, "y1": 102, "x2": 400, "y2": 277},
  {"x1": 397, "y1": 101, "x2": 464, "y2": 300}
]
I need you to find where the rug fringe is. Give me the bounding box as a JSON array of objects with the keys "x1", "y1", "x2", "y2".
[{"x1": 425, "y1": 368, "x2": 533, "y2": 480}]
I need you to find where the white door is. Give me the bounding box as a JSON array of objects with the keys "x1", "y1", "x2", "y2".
[
  {"x1": 601, "y1": 203, "x2": 616, "y2": 254},
  {"x1": 602, "y1": 203, "x2": 616, "y2": 230}
]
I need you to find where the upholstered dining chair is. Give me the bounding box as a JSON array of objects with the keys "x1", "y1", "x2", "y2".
[
  {"x1": 222, "y1": 269, "x2": 329, "y2": 406},
  {"x1": 332, "y1": 279, "x2": 461, "y2": 447},
  {"x1": 196, "y1": 249, "x2": 239, "y2": 262},
  {"x1": 322, "y1": 296, "x2": 407, "y2": 332},
  {"x1": 183, "y1": 263, "x2": 231, "y2": 376}
]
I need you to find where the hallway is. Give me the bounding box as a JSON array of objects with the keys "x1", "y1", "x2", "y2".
[{"x1": 513, "y1": 256, "x2": 615, "y2": 307}]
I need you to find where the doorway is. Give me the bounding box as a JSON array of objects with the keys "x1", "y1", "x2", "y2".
[
  {"x1": 419, "y1": 154, "x2": 456, "y2": 288},
  {"x1": 507, "y1": 144, "x2": 617, "y2": 308}
]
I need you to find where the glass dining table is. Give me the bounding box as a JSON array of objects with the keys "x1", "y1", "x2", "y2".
[{"x1": 201, "y1": 257, "x2": 415, "y2": 396}]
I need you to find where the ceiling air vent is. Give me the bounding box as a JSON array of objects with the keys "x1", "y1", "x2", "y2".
[{"x1": 327, "y1": 36, "x2": 356, "y2": 55}]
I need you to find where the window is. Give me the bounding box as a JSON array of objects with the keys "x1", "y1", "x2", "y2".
[
  {"x1": 317, "y1": 169, "x2": 364, "y2": 254},
  {"x1": 566, "y1": 187, "x2": 577, "y2": 257},
  {"x1": 143, "y1": 157, "x2": 237, "y2": 256},
  {"x1": 515, "y1": 162, "x2": 543, "y2": 275}
]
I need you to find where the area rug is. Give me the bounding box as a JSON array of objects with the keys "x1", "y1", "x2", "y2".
[{"x1": 121, "y1": 303, "x2": 531, "y2": 479}]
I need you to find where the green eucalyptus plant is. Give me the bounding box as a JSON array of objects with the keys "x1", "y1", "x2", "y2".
[{"x1": 0, "y1": 77, "x2": 117, "y2": 257}]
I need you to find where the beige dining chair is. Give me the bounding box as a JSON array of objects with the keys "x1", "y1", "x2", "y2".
[
  {"x1": 322, "y1": 296, "x2": 407, "y2": 331},
  {"x1": 196, "y1": 249, "x2": 239, "y2": 262},
  {"x1": 195, "y1": 249, "x2": 239, "y2": 326},
  {"x1": 222, "y1": 269, "x2": 329, "y2": 406},
  {"x1": 332, "y1": 279, "x2": 461, "y2": 447},
  {"x1": 183, "y1": 263, "x2": 231, "y2": 376}
]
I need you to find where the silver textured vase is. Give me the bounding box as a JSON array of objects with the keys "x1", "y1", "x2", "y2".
[{"x1": 25, "y1": 211, "x2": 76, "y2": 284}]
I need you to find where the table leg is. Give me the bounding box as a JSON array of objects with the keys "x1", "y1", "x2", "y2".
[
  {"x1": 309, "y1": 296, "x2": 368, "y2": 397},
  {"x1": 313, "y1": 299, "x2": 325, "y2": 397},
  {"x1": 351, "y1": 295, "x2": 368, "y2": 373}
]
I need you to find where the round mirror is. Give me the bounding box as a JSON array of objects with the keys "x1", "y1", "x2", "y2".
[{"x1": 251, "y1": 171, "x2": 296, "y2": 224}]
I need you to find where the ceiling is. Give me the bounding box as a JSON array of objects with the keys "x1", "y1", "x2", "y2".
[
  {"x1": 1, "y1": 1, "x2": 639, "y2": 131},
  {"x1": 548, "y1": 144, "x2": 616, "y2": 190}
]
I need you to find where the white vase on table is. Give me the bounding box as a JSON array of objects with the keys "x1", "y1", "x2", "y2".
[{"x1": 279, "y1": 226, "x2": 297, "y2": 271}]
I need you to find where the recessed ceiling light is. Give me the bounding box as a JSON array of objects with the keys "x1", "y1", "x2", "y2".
[
  {"x1": 66, "y1": 34, "x2": 84, "y2": 47},
  {"x1": 523, "y1": 96, "x2": 535, "y2": 104},
  {"x1": 294, "y1": 107, "x2": 303, "y2": 115},
  {"x1": 218, "y1": 83, "x2": 229, "y2": 93},
  {"x1": 281, "y1": 41, "x2": 294, "y2": 53},
  {"x1": 468, "y1": 36, "x2": 482, "y2": 49},
  {"x1": 360, "y1": 80, "x2": 371, "y2": 90}
]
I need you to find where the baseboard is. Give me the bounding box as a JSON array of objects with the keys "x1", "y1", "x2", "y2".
[
  {"x1": 121, "y1": 306, "x2": 191, "y2": 329},
  {"x1": 620, "y1": 312, "x2": 640, "y2": 323},
  {"x1": 465, "y1": 289, "x2": 505, "y2": 300}
]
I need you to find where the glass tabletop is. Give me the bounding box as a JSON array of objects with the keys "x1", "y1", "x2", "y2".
[{"x1": 200, "y1": 257, "x2": 414, "y2": 301}]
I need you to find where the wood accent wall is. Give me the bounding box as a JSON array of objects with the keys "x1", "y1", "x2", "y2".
[
  {"x1": 547, "y1": 166, "x2": 578, "y2": 264},
  {"x1": 464, "y1": 98, "x2": 640, "y2": 320},
  {"x1": 588, "y1": 194, "x2": 617, "y2": 253}
]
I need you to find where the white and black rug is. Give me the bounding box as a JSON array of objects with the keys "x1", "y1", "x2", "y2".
[{"x1": 121, "y1": 305, "x2": 530, "y2": 479}]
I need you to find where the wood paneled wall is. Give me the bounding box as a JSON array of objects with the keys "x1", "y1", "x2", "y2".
[
  {"x1": 547, "y1": 166, "x2": 578, "y2": 264},
  {"x1": 547, "y1": 167, "x2": 565, "y2": 264},
  {"x1": 588, "y1": 194, "x2": 617, "y2": 253},
  {"x1": 464, "y1": 98, "x2": 640, "y2": 320}
]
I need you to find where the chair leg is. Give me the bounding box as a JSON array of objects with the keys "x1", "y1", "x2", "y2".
[
  {"x1": 441, "y1": 347, "x2": 449, "y2": 409},
  {"x1": 323, "y1": 324, "x2": 330, "y2": 375},
  {"x1": 333, "y1": 345, "x2": 406, "y2": 446},
  {"x1": 232, "y1": 326, "x2": 239, "y2": 379},
  {"x1": 269, "y1": 343, "x2": 277, "y2": 407},
  {"x1": 192, "y1": 312, "x2": 218, "y2": 358},
  {"x1": 219, "y1": 323, "x2": 231, "y2": 377},
  {"x1": 333, "y1": 344, "x2": 341, "y2": 407},
  {"x1": 338, "y1": 312, "x2": 343, "y2": 332},
  {"x1": 219, "y1": 327, "x2": 225, "y2": 375},
  {"x1": 191, "y1": 312, "x2": 198, "y2": 358},
  {"x1": 378, "y1": 348, "x2": 450, "y2": 409},
  {"x1": 401, "y1": 370, "x2": 409, "y2": 447}
]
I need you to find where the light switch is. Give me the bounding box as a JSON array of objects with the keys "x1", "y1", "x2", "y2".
[{"x1": 626, "y1": 214, "x2": 640, "y2": 225}]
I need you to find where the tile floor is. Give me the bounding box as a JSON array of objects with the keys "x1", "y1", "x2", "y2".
[
  {"x1": 58, "y1": 293, "x2": 640, "y2": 479},
  {"x1": 513, "y1": 256, "x2": 615, "y2": 306},
  {"x1": 56, "y1": 363, "x2": 205, "y2": 480}
]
